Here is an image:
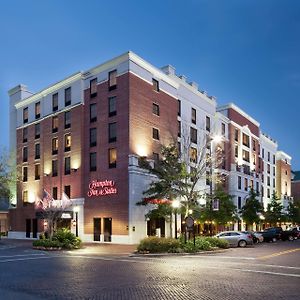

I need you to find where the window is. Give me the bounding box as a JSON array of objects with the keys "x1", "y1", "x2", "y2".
[
  {"x1": 252, "y1": 140, "x2": 256, "y2": 151},
  {"x1": 206, "y1": 170, "x2": 210, "y2": 186},
  {"x1": 52, "y1": 93, "x2": 58, "y2": 112},
  {"x1": 109, "y1": 122, "x2": 117, "y2": 142},
  {"x1": 52, "y1": 187, "x2": 58, "y2": 200},
  {"x1": 90, "y1": 152, "x2": 97, "y2": 171},
  {"x1": 65, "y1": 111, "x2": 71, "y2": 129},
  {"x1": 23, "y1": 127, "x2": 28, "y2": 143},
  {"x1": 23, "y1": 167, "x2": 28, "y2": 182},
  {"x1": 152, "y1": 103, "x2": 160, "y2": 116},
  {"x1": 261, "y1": 186, "x2": 264, "y2": 197},
  {"x1": 238, "y1": 196, "x2": 242, "y2": 209},
  {"x1": 267, "y1": 176, "x2": 270, "y2": 186},
  {"x1": 242, "y1": 150, "x2": 250, "y2": 162},
  {"x1": 35, "y1": 123, "x2": 40, "y2": 139},
  {"x1": 235, "y1": 145, "x2": 238, "y2": 158},
  {"x1": 238, "y1": 176, "x2": 241, "y2": 189},
  {"x1": 23, "y1": 190, "x2": 28, "y2": 204},
  {"x1": 23, "y1": 107, "x2": 28, "y2": 124},
  {"x1": 222, "y1": 123, "x2": 226, "y2": 136},
  {"x1": 190, "y1": 127, "x2": 197, "y2": 144},
  {"x1": 268, "y1": 151, "x2": 270, "y2": 162},
  {"x1": 177, "y1": 100, "x2": 181, "y2": 116},
  {"x1": 35, "y1": 164, "x2": 40, "y2": 180},
  {"x1": 52, "y1": 116, "x2": 58, "y2": 133},
  {"x1": 108, "y1": 96, "x2": 116, "y2": 117},
  {"x1": 262, "y1": 148, "x2": 265, "y2": 158},
  {"x1": 90, "y1": 103, "x2": 97, "y2": 122},
  {"x1": 242, "y1": 133, "x2": 249, "y2": 147},
  {"x1": 273, "y1": 155, "x2": 275, "y2": 164},
  {"x1": 267, "y1": 164, "x2": 270, "y2": 174},
  {"x1": 52, "y1": 138, "x2": 58, "y2": 155},
  {"x1": 267, "y1": 188, "x2": 270, "y2": 198},
  {"x1": 273, "y1": 178, "x2": 275, "y2": 188},
  {"x1": 152, "y1": 78, "x2": 159, "y2": 92},
  {"x1": 190, "y1": 147, "x2": 197, "y2": 163},
  {"x1": 90, "y1": 128, "x2": 97, "y2": 147},
  {"x1": 23, "y1": 147, "x2": 28, "y2": 162},
  {"x1": 152, "y1": 128, "x2": 159, "y2": 140},
  {"x1": 35, "y1": 143, "x2": 40, "y2": 159},
  {"x1": 65, "y1": 87, "x2": 71, "y2": 106},
  {"x1": 64, "y1": 134, "x2": 71, "y2": 152},
  {"x1": 273, "y1": 166, "x2": 276, "y2": 176},
  {"x1": 35, "y1": 102, "x2": 40, "y2": 119},
  {"x1": 244, "y1": 178, "x2": 248, "y2": 191},
  {"x1": 191, "y1": 108, "x2": 196, "y2": 124},
  {"x1": 178, "y1": 121, "x2": 181, "y2": 137},
  {"x1": 64, "y1": 157, "x2": 71, "y2": 175},
  {"x1": 109, "y1": 148, "x2": 117, "y2": 168},
  {"x1": 256, "y1": 182, "x2": 259, "y2": 194},
  {"x1": 52, "y1": 160, "x2": 58, "y2": 177},
  {"x1": 253, "y1": 154, "x2": 256, "y2": 165},
  {"x1": 108, "y1": 70, "x2": 117, "y2": 90},
  {"x1": 153, "y1": 152, "x2": 159, "y2": 168},
  {"x1": 233, "y1": 129, "x2": 238, "y2": 142},
  {"x1": 250, "y1": 180, "x2": 254, "y2": 190},
  {"x1": 206, "y1": 116, "x2": 210, "y2": 132},
  {"x1": 64, "y1": 185, "x2": 71, "y2": 198},
  {"x1": 90, "y1": 78, "x2": 97, "y2": 97}
]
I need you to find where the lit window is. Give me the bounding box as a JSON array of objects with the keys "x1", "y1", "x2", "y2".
[
  {"x1": 109, "y1": 122, "x2": 117, "y2": 143},
  {"x1": 90, "y1": 78, "x2": 97, "y2": 97},
  {"x1": 65, "y1": 87, "x2": 71, "y2": 106},
  {"x1": 52, "y1": 93, "x2": 58, "y2": 112},
  {"x1": 152, "y1": 128, "x2": 159, "y2": 140},
  {"x1": 109, "y1": 148, "x2": 117, "y2": 168},
  {"x1": 108, "y1": 70, "x2": 117, "y2": 90},
  {"x1": 35, "y1": 164, "x2": 40, "y2": 180},
  {"x1": 35, "y1": 102, "x2": 40, "y2": 119},
  {"x1": 190, "y1": 147, "x2": 197, "y2": 163},
  {"x1": 23, "y1": 190, "x2": 28, "y2": 204},
  {"x1": 242, "y1": 150, "x2": 250, "y2": 162},
  {"x1": 64, "y1": 134, "x2": 71, "y2": 152},
  {"x1": 152, "y1": 103, "x2": 160, "y2": 116},
  {"x1": 52, "y1": 138, "x2": 58, "y2": 155},
  {"x1": 242, "y1": 134, "x2": 250, "y2": 147}
]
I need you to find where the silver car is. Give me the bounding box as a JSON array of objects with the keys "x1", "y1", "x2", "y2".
[{"x1": 215, "y1": 231, "x2": 254, "y2": 247}]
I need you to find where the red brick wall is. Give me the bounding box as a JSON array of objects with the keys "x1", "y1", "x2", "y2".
[{"x1": 292, "y1": 181, "x2": 300, "y2": 200}]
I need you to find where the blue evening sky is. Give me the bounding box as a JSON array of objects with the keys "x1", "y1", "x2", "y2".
[{"x1": 0, "y1": 0, "x2": 299, "y2": 169}]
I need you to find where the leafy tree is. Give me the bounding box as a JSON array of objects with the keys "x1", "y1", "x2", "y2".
[
  {"x1": 286, "y1": 198, "x2": 300, "y2": 224},
  {"x1": 240, "y1": 189, "x2": 263, "y2": 229},
  {"x1": 264, "y1": 192, "x2": 283, "y2": 226}
]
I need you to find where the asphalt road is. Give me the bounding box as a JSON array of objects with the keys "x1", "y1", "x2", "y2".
[{"x1": 0, "y1": 239, "x2": 299, "y2": 299}]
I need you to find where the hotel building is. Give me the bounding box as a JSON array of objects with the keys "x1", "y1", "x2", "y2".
[{"x1": 8, "y1": 51, "x2": 292, "y2": 242}]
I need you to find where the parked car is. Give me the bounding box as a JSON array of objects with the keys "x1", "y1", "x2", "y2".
[
  {"x1": 215, "y1": 231, "x2": 253, "y2": 247},
  {"x1": 260, "y1": 227, "x2": 282, "y2": 242},
  {"x1": 242, "y1": 231, "x2": 264, "y2": 243},
  {"x1": 282, "y1": 227, "x2": 300, "y2": 240}
]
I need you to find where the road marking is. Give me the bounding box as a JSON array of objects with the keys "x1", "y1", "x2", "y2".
[
  {"x1": 0, "y1": 253, "x2": 46, "y2": 259},
  {"x1": 259, "y1": 248, "x2": 300, "y2": 260},
  {"x1": 184, "y1": 255, "x2": 256, "y2": 260},
  {"x1": 0, "y1": 256, "x2": 52, "y2": 263}
]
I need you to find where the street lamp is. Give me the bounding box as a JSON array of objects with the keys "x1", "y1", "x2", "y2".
[
  {"x1": 73, "y1": 206, "x2": 80, "y2": 237},
  {"x1": 172, "y1": 200, "x2": 180, "y2": 239}
]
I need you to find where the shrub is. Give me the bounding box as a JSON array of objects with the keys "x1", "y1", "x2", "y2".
[
  {"x1": 202, "y1": 237, "x2": 229, "y2": 249},
  {"x1": 137, "y1": 237, "x2": 180, "y2": 253},
  {"x1": 33, "y1": 239, "x2": 62, "y2": 248},
  {"x1": 52, "y1": 228, "x2": 81, "y2": 249}
]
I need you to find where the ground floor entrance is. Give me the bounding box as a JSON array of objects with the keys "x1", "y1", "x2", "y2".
[{"x1": 93, "y1": 217, "x2": 112, "y2": 242}]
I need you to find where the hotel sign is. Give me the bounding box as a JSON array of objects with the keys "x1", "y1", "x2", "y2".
[{"x1": 87, "y1": 180, "x2": 117, "y2": 197}]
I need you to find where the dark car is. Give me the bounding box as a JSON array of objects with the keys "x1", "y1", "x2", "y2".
[
  {"x1": 260, "y1": 227, "x2": 282, "y2": 242},
  {"x1": 282, "y1": 227, "x2": 300, "y2": 240}
]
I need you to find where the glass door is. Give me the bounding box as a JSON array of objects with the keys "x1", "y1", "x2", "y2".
[
  {"x1": 104, "y1": 218, "x2": 112, "y2": 242},
  {"x1": 93, "y1": 218, "x2": 101, "y2": 241},
  {"x1": 25, "y1": 219, "x2": 31, "y2": 238}
]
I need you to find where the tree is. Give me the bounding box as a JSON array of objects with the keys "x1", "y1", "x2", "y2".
[
  {"x1": 286, "y1": 198, "x2": 300, "y2": 224},
  {"x1": 264, "y1": 192, "x2": 283, "y2": 226},
  {"x1": 35, "y1": 190, "x2": 72, "y2": 239},
  {"x1": 240, "y1": 189, "x2": 263, "y2": 229},
  {"x1": 0, "y1": 149, "x2": 19, "y2": 201}
]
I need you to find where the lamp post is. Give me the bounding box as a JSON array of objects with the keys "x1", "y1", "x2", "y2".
[
  {"x1": 73, "y1": 206, "x2": 80, "y2": 237},
  {"x1": 172, "y1": 200, "x2": 180, "y2": 239}
]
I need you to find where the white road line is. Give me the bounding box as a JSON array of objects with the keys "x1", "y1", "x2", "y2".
[
  {"x1": 0, "y1": 256, "x2": 52, "y2": 263},
  {"x1": 0, "y1": 253, "x2": 46, "y2": 259},
  {"x1": 184, "y1": 255, "x2": 256, "y2": 260}
]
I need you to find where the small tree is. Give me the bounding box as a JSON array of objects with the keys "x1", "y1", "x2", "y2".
[
  {"x1": 35, "y1": 191, "x2": 72, "y2": 239},
  {"x1": 264, "y1": 192, "x2": 283, "y2": 226},
  {"x1": 240, "y1": 189, "x2": 263, "y2": 230},
  {"x1": 286, "y1": 198, "x2": 300, "y2": 224}
]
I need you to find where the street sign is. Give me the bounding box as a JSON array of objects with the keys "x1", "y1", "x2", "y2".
[
  {"x1": 185, "y1": 216, "x2": 194, "y2": 229},
  {"x1": 212, "y1": 199, "x2": 219, "y2": 211}
]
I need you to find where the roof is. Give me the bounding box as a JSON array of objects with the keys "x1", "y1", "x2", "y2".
[
  {"x1": 0, "y1": 199, "x2": 9, "y2": 212},
  {"x1": 292, "y1": 171, "x2": 300, "y2": 181}
]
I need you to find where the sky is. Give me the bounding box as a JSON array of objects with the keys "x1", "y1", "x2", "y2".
[{"x1": 0, "y1": 0, "x2": 299, "y2": 169}]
